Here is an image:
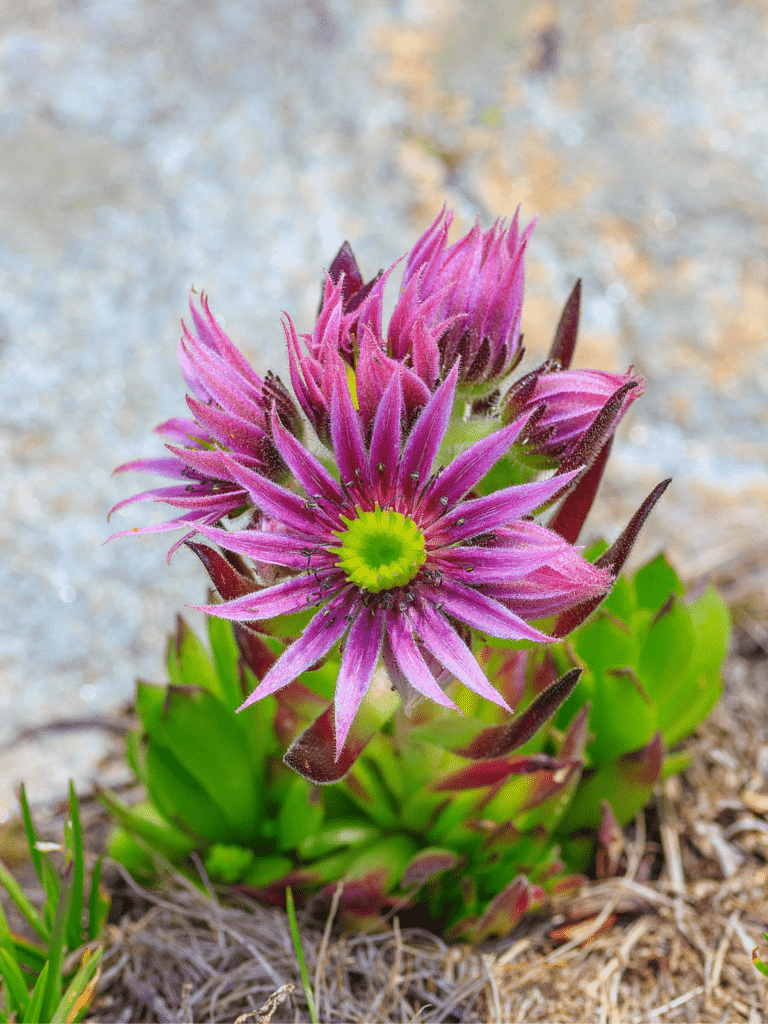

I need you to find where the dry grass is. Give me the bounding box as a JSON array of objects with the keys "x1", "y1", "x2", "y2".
[{"x1": 85, "y1": 622, "x2": 768, "y2": 1023}]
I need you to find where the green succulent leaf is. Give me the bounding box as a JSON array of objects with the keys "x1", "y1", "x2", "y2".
[
  {"x1": 633, "y1": 553, "x2": 684, "y2": 613},
  {"x1": 204, "y1": 845, "x2": 255, "y2": 884},
  {"x1": 277, "y1": 776, "x2": 325, "y2": 852}
]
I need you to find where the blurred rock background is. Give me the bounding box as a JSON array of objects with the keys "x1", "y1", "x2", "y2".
[{"x1": 1, "y1": 0, "x2": 766, "y2": 813}]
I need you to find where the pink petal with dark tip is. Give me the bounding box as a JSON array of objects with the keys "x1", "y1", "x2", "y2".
[
  {"x1": 419, "y1": 415, "x2": 530, "y2": 515},
  {"x1": 222, "y1": 455, "x2": 333, "y2": 536},
  {"x1": 193, "y1": 523, "x2": 331, "y2": 569},
  {"x1": 330, "y1": 376, "x2": 370, "y2": 490}
]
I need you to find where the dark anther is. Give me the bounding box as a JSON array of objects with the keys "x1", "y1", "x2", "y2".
[
  {"x1": 344, "y1": 613, "x2": 354, "y2": 622},
  {"x1": 376, "y1": 463, "x2": 385, "y2": 472},
  {"x1": 398, "y1": 602, "x2": 408, "y2": 612},
  {"x1": 457, "y1": 517, "x2": 466, "y2": 526},
  {"x1": 185, "y1": 485, "x2": 195, "y2": 492},
  {"x1": 466, "y1": 565, "x2": 474, "y2": 572},
  {"x1": 435, "y1": 601, "x2": 444, "y2": 611},
  {"x1": 410, "y1": 472, "x2": 420, "y2": 482},
  {"x1": 439, "y1": 496, "x2": 448, "y2": 506},
  {"x1": 405, "y1": 591, "x2": 415, "y2": 603}
]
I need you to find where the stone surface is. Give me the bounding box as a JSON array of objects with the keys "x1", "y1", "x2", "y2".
[{"x1": 1, "y1": 0, "x2": 766, "y2": 814}]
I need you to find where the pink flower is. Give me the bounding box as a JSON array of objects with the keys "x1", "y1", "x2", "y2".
[
  {"x1": 194, "y1": 365, "x2": 611, "y2": 756},
  {"x1": 110, "y1": 293, "x2": 301, "y2": 555}
]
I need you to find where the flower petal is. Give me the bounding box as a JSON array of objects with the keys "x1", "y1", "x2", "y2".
[
  {"x1": 192, "y1": 523, "x2": 333, "y2": 569},
  {"x1": 426, "y1": 469, "x2": 580, "y2": 545},
  {"x1": 421, "y1": 579, "x2": 551, "y2": 643},
  {"x1": 398, "y1": 362, "x2": 458, "y2": 497},
  {"x1": 237, "y1": 589, "x2": 355, "y2": 706},
  {"x1": 196, "y1": 572, "x2": 328, "y2": 621},
  {"x1": 331, "y1": 375, "x2": 370, "y2": 490},
  {"x1": 270, "y1": 409, "x2": 343, "y2": 505},
  {"x1": 334, "y1": 607, "x2": 385, "y2": 756},
  {"x1": 222, "y1": 455, "x2": 335, "y2": 536},
  {"x1": 419, "y1": 415, "x2": 531, "y2": 516},
  {"x1": 412, "y1": 602, "x2": 510, "y2": 710},
  {"x1": 385, "y1": 610, "x2": 459, "y2": 710},
  {"x1": 368, "y1": 370, "x2": 402, "y2": 495}
]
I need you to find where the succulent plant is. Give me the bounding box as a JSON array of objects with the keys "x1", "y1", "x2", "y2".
[{"x1": 104, "y1": 543, "x2": 728, "y2": 940}]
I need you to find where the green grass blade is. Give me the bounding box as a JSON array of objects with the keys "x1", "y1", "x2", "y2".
[
  {"x1": 19, "y1": 785, "x2": 43, "y2": 887},
  {"x1": 42, "y1": 857, "x2": 62, "y2": 933},
  {"x1": 65, "y1": 783, "x2": 85, "y2": 951},
  {"x1": 87, "y1": 856, "x2": 107, "y2": 940},
  {"x1": 50, "y1": 946, "x2": 102, "y2": 1024},
  {"x1": 11, "y1": 934, "x2": 47, "y2": 976},
  {"x1": 0, "y1": 896, "x2": 11, "y2": 951},
  {"x1": 285, "y1": 887, "x2": 318, "y2": 1024},
  {"x1": 0, "y1": 947, "x2": 31, "y2": 1019},
  {"x1": 40, "y1": 867, "x2": 73, "y2": 1023},
  {"x1": 0, "y1": 859, "x2": 49, "y2": 944},
  {"x1": 23, "y1": 961, "x2": 48, "y2": 1024}
]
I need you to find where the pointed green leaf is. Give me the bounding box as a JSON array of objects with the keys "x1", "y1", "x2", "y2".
[
  {"x1": 87, "y1": 857, "x2": 109, "y2": 940},
  {"x1": 638, "y1": 595, "x2": 696, "y2": 706},
  {"x1": 297, "y1": 823, "x2": 381, "y2": 861},
  {"x1": 145, "y1": 740, "x2": 240, "y2": 844},
  {"x1": 172, "y1": 616, "x2": 222, "y2": 698},
  {"x1": 207, "y1": 615, "x2": 242, "y2": 710},
  {"x1": 50, "y1": 946, "x2": 102, "y2": 1024},
  {"x1": 203, "y1": 845, "x2": 255, "y2": 884},
  {"x1": 0, "y1": 947, "x2": 30, "y2": 1019},
  {"x1": 602, "y1": 572, "x2": 636, "y2": 622},
  {"x1": 19, "y1": 786, "x2": 43, "y2": 887},
  {"x1": 98, "y1": 792, "x2": 196, "y2": 861},
  {"x1": 23, "y1": 961, "x2": 49, "y2": 1024},
  {"x1": 661, "y1": 588, "x2": 729, "y2": 746},
  {"x1": 65, "y1": 783, "x2": 85, "y2": 952},
  {"x1": 241, "y1": 856, "x2": 294, "y2": 889},
  {"x1": 277, "y1": 776, "x2": 324, "y2": 852},
  {"x1": 40, "y1": 866, "x2": 72, "y2": 1024},
  {"x1": 0, "y1": 860, "x2": 48, "y2": 944},
  {"x1": 154, "y1": 686, "x2": 261, "y2": 838}
]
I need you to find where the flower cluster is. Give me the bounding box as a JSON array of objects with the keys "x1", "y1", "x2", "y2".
[{"x1": 113, "y1": 208, "x2": 658, "y2": 764}]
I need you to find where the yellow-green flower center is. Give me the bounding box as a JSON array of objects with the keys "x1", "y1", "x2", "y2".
[{"x1": 332, "y1": 506, "x2": 427, "y2": 593}]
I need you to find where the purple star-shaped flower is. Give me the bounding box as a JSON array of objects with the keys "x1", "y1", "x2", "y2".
[{"x1": 195, "y1": 364, "x2": 611, "y2": 756}]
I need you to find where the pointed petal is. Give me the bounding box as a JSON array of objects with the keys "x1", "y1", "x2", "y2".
[
  {"x1": 270, "y1": 409, "x2": 343, "y2": 505},
  {"x1": 421, "y1": 579, "x2": 550, "y2": 643},
  {"x1": 386, "y1": 610, "x2": 459, "y2": 710},
  {"x1": 413, "y1": 602, "x2": 510, "y2": 710},
  {"x1": 548, "y1": 279, "x2": 581, "y2": 370},
  {"x1": 398, "y1": 362, "x2": 458, "y2": 496},
  {"x1": 334, "y1": 608, "x2": 385, "y2": 756},
  {"x1": 222, "y1": 455, "x2": 333, "y2": 536},
  {"x1": 113, "y1": 457, "x2": 188, "y2": 478},
  {"x1": 426, "y1": 469, "x2": 580, "y2": 545},
  {"x1": 196, "y1": 573, "x2": 326, "y2": 621},
  {"x1": 193, "y1": 523, "x2": 331, "y2": 569},
  {"x1": 368, "y1": 371, "x2": 402, "y2": 493},
  {"x1": 420, "y1": 415, "x2": 531, "y2": 515},
  {"x1": 330, "y1": 375, "x2": 370, "y2": 489},
  {"x1": 454, "y1": 669, "x2": 582, "y2": 759},
  {"x1": 237, "y1": 590, "x2": 355, "y2": 705}
]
